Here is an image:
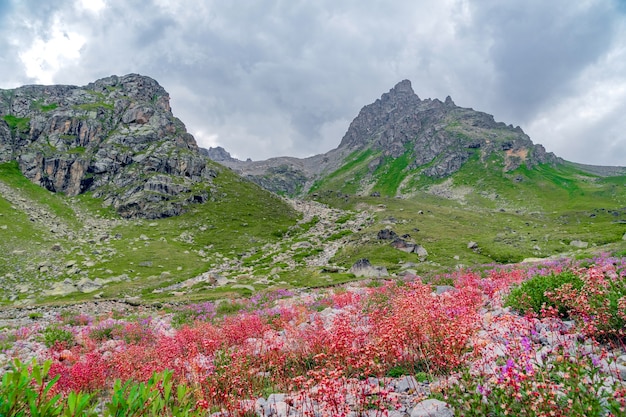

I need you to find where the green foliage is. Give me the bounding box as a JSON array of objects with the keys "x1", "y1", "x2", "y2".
[
  {"x1": 106, "y1": 371, "x2": 200, "y2": 417},
  {"x1": 67, "y1": 146, "x2": 86, "y2": 154},
  {"x1": 327, "y1": 230, "x2": 353, "y2": 241},
  {"x1": 89, "y1": 324, "x2": 122, "y2": 341},
  {"x1": 42, "y1": 326, "x2": 76, "y2": 348},
  {"x1": 371, "y1": 147, "x2": 413, "y2": 196},
  {"x1": 0, "y1": 360, "x2": 201, "y2": 416},
  {"x1": 386, "y1": 366, "x2": 408, "y2": 378},
  {"x1": 505, "y1": 271, "x2": 584, "y2": 316},
  {"x1": 72, "y1": 102, "x2": 114, "y2": 111},
  {"x1": 298, "y1": 215, "x2": 320, "y2": 232},
  {"x1": 335, "y1": 213, "x2": 353, "y2": 224},
  {"x1": 216, "y1": 301, "x2": 245, "y2": 316},
  {"x1": 32, "y1": 100, "x2": 59, "y2": 112},
  {"x1": 3, "y1": 115, "x2": 30, "y2": 132},
  {"x1": 0, "y1": 359, "x2": 96, "y2": 417},
  {"x1": 309, "y1": 149, "x2": 376, "y2": 194}
]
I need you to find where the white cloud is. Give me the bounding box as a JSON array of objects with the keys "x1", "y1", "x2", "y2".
[
  {"x1": 0, "y1": 0, "x2": 624, "y2": 165},
  {"x1": 18, "y1": 18, "x2": 86, "y2": 85},
  {"x1": 75, "y1": 0, "x2": 106, "y2": 14}
]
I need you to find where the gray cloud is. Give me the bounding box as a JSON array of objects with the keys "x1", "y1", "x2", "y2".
[{"x1": 0, "y1": 0, "x2": 624, "y2": 165}]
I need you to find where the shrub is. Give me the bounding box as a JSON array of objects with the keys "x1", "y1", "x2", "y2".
[
  {"x1": 89, "y1": 324, "x2": 121, "y2": 341},
  {"x1": 60, "y1": 312, "x2": 92, "y2": 326},
  {"x1": 105, "y1": 371, "x2": 202, "y2": 416},
  {"x1": 505, "y1": 271, "x2": 583, "y2": 316},
  {"x1": 0, "y1": 359, "x2": 96, "y2": 417},
  {"x1": 42, "y1": 326, "x2": 75, "y2": 349}
]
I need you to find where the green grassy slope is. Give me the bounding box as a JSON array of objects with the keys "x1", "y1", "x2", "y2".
[
  {"x1": 311, "y1": 157, "x2": 626, "y2": 275},
  {"x1": 0, "y1": 161, "x2": 300, "y2": 305}
]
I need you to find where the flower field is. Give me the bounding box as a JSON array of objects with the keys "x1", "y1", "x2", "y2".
[{"x1": 1, "y1": 255, "x2": 626, "y2": 416}]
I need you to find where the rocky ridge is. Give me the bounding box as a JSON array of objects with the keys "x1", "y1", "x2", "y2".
[
  {"x1": 0, "y1": 74, "x2": 218, "y2": 219},
  {"x1": 215, "y1": 80, "x2": 561, "y2": 196}
]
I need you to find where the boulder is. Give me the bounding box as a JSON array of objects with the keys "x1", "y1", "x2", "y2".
[
  {"x1": 349, "y1": 258, "x2": 388, "y2": 278},
  {"x1": 291, "y1": 241, "x2": 313, "y2": 250},
  {"x1": 377, "y1": 229, "x2": 398, "y2": 240},
  {"x1": 76, "y1": 278, "x2": 103, "y2": 293},
  {"x1": 410, "y1": 399, "x2": 453, "y2": 417},
  {"x1": 569, "y1": 240, "x2": 588, "y2": 249},
  {"x1": 390, "y1": 238, "x2": 428, "y2": 259}
]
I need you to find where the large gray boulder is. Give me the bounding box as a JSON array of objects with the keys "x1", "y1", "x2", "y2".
[
  {"x1": 349, "y1": 258, "x2": 388, "y2": 278},
  {"x1": 410, "y1": 399, "x2": 453, "y2": 417}
]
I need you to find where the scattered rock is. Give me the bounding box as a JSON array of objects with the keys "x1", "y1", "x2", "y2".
[
  {"x1": 435, "y1": 285, "x2": 456, "y2": 295},
  {"x1": 410, "y1": 399, "x2": 453, "y2": 417},
  {"x1": 231, "y1": 284, "x2": 255, "y2": 293},
  {"x1": 76, "y1": 278, "x2": 103, "y2": 293},
  {"x1": 390, "y1": 239, "x2": 428, "y2": 259},
  {"x1": 291, "y1": 241, "x2": 313, "y2": 250},
  {"x1": 377, "y1": 229, "x2": 398, "y2": 240},
  {"x1": 569, "y1": 240, "x2": 588, "y2": 249},
  {"x1": 349, "y1": 258, "x2": 388, "y2": 278}
]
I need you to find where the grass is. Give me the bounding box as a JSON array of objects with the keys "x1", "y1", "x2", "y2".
[
  {"x1": 315, "y1": 156, "x2": 626, "y2": 274},
  {"x1": 46, "y1": 168, "x2": 297, "y2": 303},
  {"x1": 309, "y1": 148, "x2": 377, "y2": 194},
  {"x1": 370, "y1": 147, "x2": 413, "y2": 196},
  {"x1": 2, "y1": 115, "x2": 30, "y2": 133},
  {"x1": 1, "y1": 143, "x2": 626, "y2": 307}
]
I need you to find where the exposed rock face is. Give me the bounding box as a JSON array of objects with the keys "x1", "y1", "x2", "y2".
[
  {"x1": 338, "y1": 79, "x2": 559, "y2": 176},
  {"x1": 200, "y1": 146, "x2": 238, "y2": 163},
  {"x1": 0, "y1": 74, "x2": 217, "y2": 218}
]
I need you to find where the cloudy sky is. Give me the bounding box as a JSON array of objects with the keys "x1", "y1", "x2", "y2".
[{"x1": 0, "y1": 0, "x2": 625, "y2": 166}]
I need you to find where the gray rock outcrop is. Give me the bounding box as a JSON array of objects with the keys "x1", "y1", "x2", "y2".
[
  {"x1": 0, "y1": 74, "x2": 218, "y2": 218},
  {"x1": 570, "y1": 240, "x2": 589, "y2": 249},
  {"x1": 200, "y1": 146, "x2": 238, "y2": 163},
  {"x1": 349, "y1": 258, "x2": 388, "y2": 278}
]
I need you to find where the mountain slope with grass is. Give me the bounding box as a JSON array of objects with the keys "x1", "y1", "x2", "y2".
[
  {"x1": 1, "y1": 75, "x2": 625, "y2": 308},
  {"x1": 0, "y1": 74, "x2": 308, "y2": 305},
  {"x1": 215, "y1": 79, "x2": 626, "y2": 278}
]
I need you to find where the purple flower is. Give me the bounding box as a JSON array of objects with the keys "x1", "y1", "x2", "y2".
[{"x1": 520, "y1": 336, "x2": 532, "y2": 352}]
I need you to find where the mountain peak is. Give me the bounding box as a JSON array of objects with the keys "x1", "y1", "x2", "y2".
[
  {"x1": 390, "y1": 79, "x2": 415, "y2": 96},
  {"x1": 0, "y1": 74, "x2": 216, "y2": 219}
]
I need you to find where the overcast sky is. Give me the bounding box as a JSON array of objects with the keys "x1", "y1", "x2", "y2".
[{"x1": 0, "y1": 0, "x2": 625, "y2": 166}]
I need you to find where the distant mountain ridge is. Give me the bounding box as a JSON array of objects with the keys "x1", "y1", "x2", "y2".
[
  {"x1": 0, "y1": 74, "x2": 219, "y2": 218},
  {"x1": 210, "y1": 80, "x2": 592, "y2": 197}
]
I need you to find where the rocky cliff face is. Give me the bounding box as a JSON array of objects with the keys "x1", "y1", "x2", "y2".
[
  {"x1": 338, "y1": 79, "x2": 558, "y2": 177},
  {"x1": 0, "y1": 74, "x2": 217, "y2": 218}
]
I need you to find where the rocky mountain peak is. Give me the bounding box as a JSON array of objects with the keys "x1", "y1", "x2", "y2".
[
  {"x1": 221, "y1": 80, "x2": 561, "y2": 196},
  {"x1": 338, "y1": 79, "x2": 558, "y2": 175},
  {"x1": 200, "y1": 146, "x2": 239, "y2": 163},
  {"x1": 0, "y1": 74, "x2": 216, "y2": 219},
  {"x1": 385, "y1": 79, "x2": 416, "y2": 98}
]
